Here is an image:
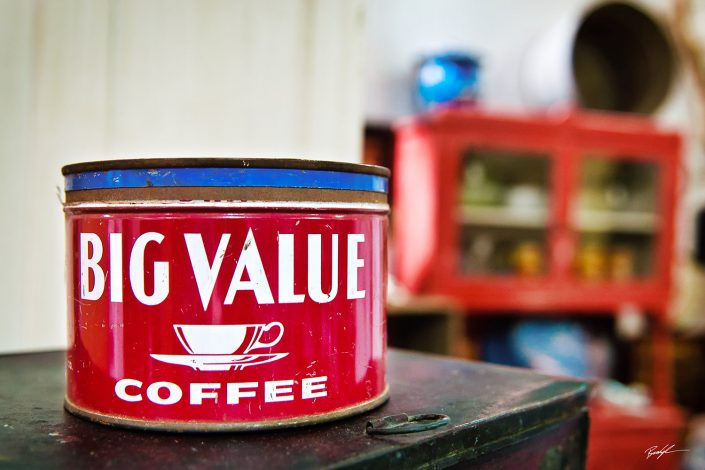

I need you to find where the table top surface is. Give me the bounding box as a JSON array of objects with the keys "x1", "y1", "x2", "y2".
[{"x1": 0, "y1": 349, "x2": 587, "y2": 469}]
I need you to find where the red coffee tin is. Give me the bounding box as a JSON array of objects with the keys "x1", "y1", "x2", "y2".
[{"x1": 62, "y1": 158, "x2": 389, "y2": 431}]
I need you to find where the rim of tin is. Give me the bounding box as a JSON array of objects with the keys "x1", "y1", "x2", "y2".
[
  {"x1": 63, "y1": 200, "x2": 390, "y2": 212},
  {"x1": 62, "y1": 158, "x2": 389, "y2": 196},
  {"x1": 62, "y1": 158, "x2": 390, "y2": 177},
  {"x1": 64, "y1": 385, "x2": 389, "y2": 432}
]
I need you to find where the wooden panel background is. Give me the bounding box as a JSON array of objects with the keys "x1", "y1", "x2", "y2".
[{"x1": 0, "y1": 0, "x2": 367, "y2": 353}]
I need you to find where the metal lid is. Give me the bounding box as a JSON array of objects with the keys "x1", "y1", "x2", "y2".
[{"x1": 62, "y1": 158, "x2": 389, "y2": 194}]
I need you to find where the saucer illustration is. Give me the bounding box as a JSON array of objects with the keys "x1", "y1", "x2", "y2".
[
  {"x1": 150, "y1": 353, "x2": 289, "y2": 371},
  {"x1": 150, "y1": 322, "x2": 288, "y2": 371}
]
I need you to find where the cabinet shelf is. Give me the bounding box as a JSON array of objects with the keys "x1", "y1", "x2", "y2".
[
  {"x1": 459, "y1": 205, "x2": 548, "y2": 229},
  {"x1": 574, "y1": 210, "x2": 657, "y2": 234}
]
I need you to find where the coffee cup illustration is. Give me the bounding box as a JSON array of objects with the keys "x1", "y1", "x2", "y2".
[{"x1": 173, "y1": 322, "x2": 284, "y2": 356}]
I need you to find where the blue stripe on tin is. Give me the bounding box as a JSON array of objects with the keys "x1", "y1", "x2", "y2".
[{"x1": 65, "y1": 167, "x2": 388, "y2": 193}]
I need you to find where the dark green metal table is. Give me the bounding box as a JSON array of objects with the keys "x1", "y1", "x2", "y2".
[{"x1": 0, "y1": 350, "x2": 588, "y2": 469}]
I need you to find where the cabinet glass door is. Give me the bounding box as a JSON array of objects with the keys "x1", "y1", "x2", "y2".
[
  {"x1": 573, "y1": 156, "x2": 658, "y2": 281},
  {"x1": 459, "y1": 149, "x2": 551, "y2": 277}
]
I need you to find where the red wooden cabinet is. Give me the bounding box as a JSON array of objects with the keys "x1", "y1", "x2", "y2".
[
  {"x1": 393, "y1": 109, "x2": 680, "y2": 317},
  {"x1": 393, "y1": 109, "x2": 686, "y2": 469}
]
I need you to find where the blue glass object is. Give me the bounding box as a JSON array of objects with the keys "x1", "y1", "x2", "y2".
[
  {"x1": 482, "y1": 320, "x2": 589, "y2": 378},
  {"x1": 415, "y1": 52, "x2": 481, "y2": 110}
]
